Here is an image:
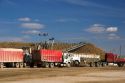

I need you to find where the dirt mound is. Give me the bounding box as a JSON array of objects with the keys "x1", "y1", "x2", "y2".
[{"x1": 0, "y1": 42, "x2": 105, "y2": 59}]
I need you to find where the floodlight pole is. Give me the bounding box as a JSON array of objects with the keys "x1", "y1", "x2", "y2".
[
  {"x1": 49, "y1": 37, "x2": 55, "y2": 50},
  {"x1": 38, "y1": 32, "x2": 49, "y2": 49}
]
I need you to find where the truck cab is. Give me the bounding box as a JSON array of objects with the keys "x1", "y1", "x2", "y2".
[{"x1": 62, "y1": 53, "x2": 72, "y2": 67}]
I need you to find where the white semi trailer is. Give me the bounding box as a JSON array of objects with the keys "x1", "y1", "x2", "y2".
[{"x1": 70, "y1": 53, "x2": 101, "y2": 67}]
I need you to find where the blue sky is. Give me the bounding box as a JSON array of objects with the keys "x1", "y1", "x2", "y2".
[{"x1": 0, "y1": 0, "x2": 125, "y2": 53}]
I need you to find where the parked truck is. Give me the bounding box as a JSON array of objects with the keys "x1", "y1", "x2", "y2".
[
  {"x1": 103, "y1": 53, "x2": 125, "y2": 67},
  {"x1": 0, "y1": 48, "x2": 25, "y2": 68},
  {"x1": 30, "y1": 49, "x2": 72, "y2": 68}
]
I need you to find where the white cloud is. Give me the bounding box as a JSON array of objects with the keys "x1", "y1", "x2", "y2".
[
  {"x1": 21, "y1": 23, "x2": 44, "y2": 29},
  {"x1": 106, "y1": 27, "x2": 118, "y2": 32},
  {"x1": 85, "y1": 24, "x2": 119, "y2": 34},
  {"x1": 18, "y1": 17, "x2": 31, "y2": 22},
  {"x1": 85, "y1": 24, "x2": 105, "y2": 33},
  {"x1": 108, "y1": 33, "x2": 120, "y2": 40},
  {"x1": 84, "y1": 24, "x2": 121, "y2": 41},
  {"x1": 22, "y1": 30, "x2": 41, "y2": 34},
  {"x1": 18, "y1": 17, "x2": 40, "y2": 22}
]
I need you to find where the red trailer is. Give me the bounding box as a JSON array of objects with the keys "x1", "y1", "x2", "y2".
[
  {"x1": 40, "y1": 49, "x2": 62, "y2": 62},
  {"x1": 105, "y1": 53, "x2": 125, "y2": 67},
  {"x1": 0, "y1": 48, "x2": 24, "y2": 68},
  {"x1": 31, "y1": 49, "x2": 71, "y2": 68}
]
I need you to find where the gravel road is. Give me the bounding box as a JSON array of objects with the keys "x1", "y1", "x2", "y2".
[{"x1": 0, "y1": 67, "x2": 125, "y2": 83}]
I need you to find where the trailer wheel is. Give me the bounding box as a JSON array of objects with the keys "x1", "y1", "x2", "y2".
[
  {"x1": 0, "y1": 63, "x2": 4, "y2": 68},
  {"x1": 95, "y1": 62, "x2": 100, "y2": 67},
  {"x1": 45, "y1": 62, "x2": 49, "y2": 68},
  {"x1": 49, "y1": 63, "x2": 54, "y2": 68},
  {"x1": 90, "y1": 62, "x2": 95, "y2": 67},
  {"x1": 12, "y1": 63, "x2": 15, "y2": 67},
  {"x1": 5, "y1": 63, "x2": 11, "y2": 67},
  {"x1": 19, "y1": 63, "x2": 23, "y2": 68},
  {"x1": 23, "y1": 63, "x2": 27, "y2": 68},
  {"x1": 15, "y1": 63, "x2": 20, "y2": 68}
]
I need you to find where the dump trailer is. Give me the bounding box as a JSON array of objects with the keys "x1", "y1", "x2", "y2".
[
  {"x1": 70, "y1": 53, "x2": 100, "y2": 67},
  {"x1": 104, "y1": 53, "x2": 125, "y2": 67},
  {"x1": 30, "y1": 49, "x2": 71, "y2": 68},
  {"x1": 0, "y1": 48, "x2": 24, "y2": 68}
]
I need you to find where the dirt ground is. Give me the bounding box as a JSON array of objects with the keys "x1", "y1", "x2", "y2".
[{"x1": 0, "y1": 66, "x2": 125, "y2": 83}]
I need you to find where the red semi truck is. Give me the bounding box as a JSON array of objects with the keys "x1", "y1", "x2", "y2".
[
  {"x1": 105, "y1": 53, "x2": 125, "y2": 67},
  {"x1": 0, "y1": 48, "x2": 25, "y2": 68},
  {"x1": 30, "y1": 49, "x2": 72, "y2": 68}
]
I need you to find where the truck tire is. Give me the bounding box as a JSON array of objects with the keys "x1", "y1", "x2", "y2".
[
  {"x1": 49, "y1": 63, "x2": 54, "y2": 68},
  {"x1": 45, "y1": 62, "x2": 49, "y2": 68},
  {"x1": 101, "y1": 62, "x2": 106, "y2": 67},
  {"x1": 95, "y1": 62, "x2": 99, "y2": 67},
  {"x1": 90, "y1": 62, "x2": 95, "y2": 67},
  {"x1": 117, "y1": 63, "x2": 124, "y2": 67},
  {"x1": 66, "y1": 63, "x2": 71, "y2": 67},
  {"x1": 23, "y1": 63, "x2": 27, "y2": 68},
  {"x1": 12, "y1": 62, "x2": 15, "y2": 68},
  {"x1": 0, "y1": 63, "x2": 4, "y2": 68},
  {"x1": 15, "y1": 63, "x2": 20, "y2": 68},
  {"x1": 5, "y1": 63, "x2": 11, "y2": 67},
  {"x1": 57, "y1": 63, "x2": 62, "y2": 67},
  {"x1": 37, "y1": 64, "x2": 41, "y2": 68},
  {"x1": 19, "y1": 62, "x2": 23, "y2": 68},
  {"x1": 30, "y1": 63, "x2": 34, "y2": 68},
  {"x1": 74, "y1": 60, "x2": 80, "y2": 67}
]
